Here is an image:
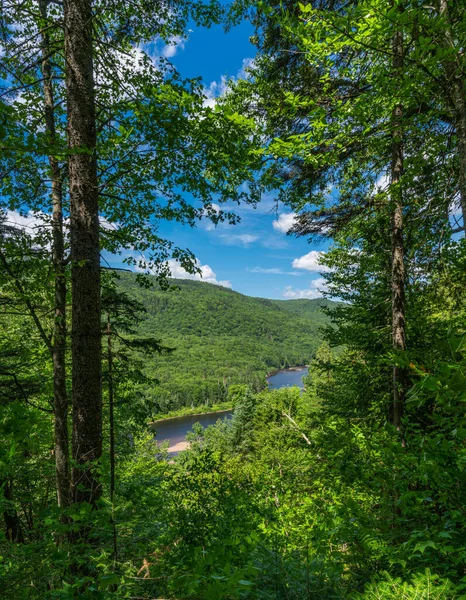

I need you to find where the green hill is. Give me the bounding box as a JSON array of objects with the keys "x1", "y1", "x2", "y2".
[{"x1": 117, "y1": 274, "x2": 333, "y2": 412}]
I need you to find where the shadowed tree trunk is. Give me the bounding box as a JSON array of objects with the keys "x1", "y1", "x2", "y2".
[
  {"x1": 106, "y1": 315, "x2": 115, "y2": 504},
  {"x1": 63, "y1": 0, "x2": 102, "y2": 507},
  {"x1": 391, "y1": 9, "x2": 407, "y2": 431},
  {"x1": 39, "y1": 0, "x2": 71, "y2": 511},
  {"x1": 106, "y1": 314, "x2": 118, "y2": 562}
]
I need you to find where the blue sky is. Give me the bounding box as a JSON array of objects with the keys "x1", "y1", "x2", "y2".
[{"x1": 116, "y1": 15, "x2": 331, "y2": 300}]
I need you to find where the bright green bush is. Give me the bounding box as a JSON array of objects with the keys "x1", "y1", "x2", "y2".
[{"x1": 353, "y1": 570, "x2": 460, "y2": 600}]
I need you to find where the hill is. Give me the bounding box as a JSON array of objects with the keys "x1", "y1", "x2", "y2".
[{"x1": 116, "y1": 274, "x2": 334, "y2": 412}]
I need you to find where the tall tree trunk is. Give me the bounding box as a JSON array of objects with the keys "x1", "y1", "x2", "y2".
[
  {"x1": 439, "y1": 0, "x2": 466, "y2": 231},
  {"x1": 106, "y1": 314, "x2": 117, "y2": 562},
  {"x1": 63, "y1": 0, "x2": 102, "y2": 507},
  {"x1": 39, "y1": 0, "x2": 71, "y2": 511},
  {"x1": 391, "y1": 13, "x2": 407, "y2": 431},
  {"x1": 107, "y1": 316, "x2": 115, "y2": 504}
]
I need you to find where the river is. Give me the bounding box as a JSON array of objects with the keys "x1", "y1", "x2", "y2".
[
  {"x1": 152, "y1": 409, "x2": 233, "y2": 454},
  {"x1": 152, "y1": 367, "x2": 309, "y2": 454},
  {"x1": 267, "y1": 366, "x2": 309, "y2": 389}
]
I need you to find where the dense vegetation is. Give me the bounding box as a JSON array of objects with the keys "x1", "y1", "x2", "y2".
[
  {"x1": 1, "y1": 0, "x2": 466, "y2": 599},
  {"x1": 116, "y1": 274, "x2": 331, "y2": 411}
]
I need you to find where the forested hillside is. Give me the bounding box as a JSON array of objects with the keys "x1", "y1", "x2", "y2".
[
  {"x1": 1, "y1": 0, "x2": 466, "y2": 599},
  {"x1": 116, "y1": 274, "x2": 330, "y2": 411}
]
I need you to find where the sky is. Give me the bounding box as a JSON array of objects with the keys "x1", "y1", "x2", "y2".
[{"x1": 109, "y1": 15, "x2": 330, "y2": 301}]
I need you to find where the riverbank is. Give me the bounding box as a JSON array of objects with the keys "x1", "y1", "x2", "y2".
[
  {"x1": 151, "y1": 366, "x2": 310, "y2": 424},
  {"x1": 152, "y1": 408, "x2": 234, "y2": 455},
  {"x1": 266, "y1": 365, "x2": 309, "y2": 378},
  {"x1": 151, "y1": 401, "x2": 233, "y2": 423},
  {"x1": 149, "y1": 365, "x2": 309, "y2": 425}
]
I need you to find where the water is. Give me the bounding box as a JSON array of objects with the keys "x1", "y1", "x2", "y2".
[
  {"x1": 152, "y1": 409, "x2": 232, "y2": 453},
  {"x1": 153, "y1": 368, "x2": 308, "y2": 453},
  {"x1": 267, "y1": 367, "x2": 308, "y2": 389}
]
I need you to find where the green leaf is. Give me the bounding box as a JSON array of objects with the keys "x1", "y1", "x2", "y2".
[{"x1": 413, "y1": 540, "x2": 437, "y2": 554}]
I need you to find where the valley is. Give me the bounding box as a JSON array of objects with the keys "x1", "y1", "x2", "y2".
[{"x1": 116, "y1": 274, "x2": 331, "y2": 414}]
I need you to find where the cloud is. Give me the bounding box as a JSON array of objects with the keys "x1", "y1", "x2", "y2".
[
  {"x1": 272, "y1": 212, "x2": 297, "y2": 234},
  {"x1": 167, "y1": 258, "x2": 232, "y2": 288},
  {"x1": 282, "y1": 278, "x2": 327, "y2": 299},
  {"x1": 203, "y1": 57, "x2": 254, "y2": 108},
  {"x1": 4, "y1": 210, "x2": 119, "y2": 238},
  {"x1": 292, "y1": 250, "x2": 330, "y2": 272},
  {"x1": 247, "y1": 267, "x2": 302, "y2": 276},
  {"x1": 3, "y1": 210, "x2": 48, "y2": 233},
  {"x1": 236, "y1": 57, "x2": 255, "y2": 79},
  {"x1": 99, "y1": 217, "x2": 120, "y2": 231},
  {"x1": 161, "y1": 35, "x2": 186, "y2": 58},
  {"x1": 203, "y1": 76, "x2": 229, "y2": 109},
  {"x1": 248, "y1": 267, "x2": 283, "y2": 274},
  {"x1": 201, "y1": 203, "x2": 221, "y2": 231},
  {"x1": 260, "y1": 236, "x2": 289, "y2": 249},
  {"x1": 131, "y1": 255, "x2": 231, "y2": 288},
  {"x1": 218, "y1": 233, "x2": 259, "y2": 246},
  {"x1": 374, "y1": 172, "x2": 389, "y2": 191}
]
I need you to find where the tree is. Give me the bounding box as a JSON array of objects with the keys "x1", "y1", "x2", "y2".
[
  {"x1": 437, "y1": 0, "x2": 466, "y2": 229},
  {"x1": 63, "y1": 0, "x2": 102, "y2": 508},
  {"x1": 39, "y1": 0, "x2": 70, "y2": 510},
  {"x1": 1, "y1": 0, "x2": 261, "y2": 516},
  {"x1": 390, "y1": 1, "x2": 407, "y2": 430},
  {"x1": 228, "y1": 0, "x2": 460, "y2": 423}
]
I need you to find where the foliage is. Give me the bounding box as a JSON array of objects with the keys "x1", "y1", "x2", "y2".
[
  {"x1": 1, "y1": 0, "x2": 466, "y2": 598},
  {"x1": 116, "y1": 273, "x2": 331, "y2": 412},
  {"x1": 352, "y1": 570, "x2": 460, "y2": 600}
]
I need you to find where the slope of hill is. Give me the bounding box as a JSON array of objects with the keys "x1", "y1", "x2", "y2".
[
  {"x1": 270, "y1": 298, "x2": 335, "y2": 319},
  {"x1": 117, "y1": 274, "x2": 334, "y2": 412}
]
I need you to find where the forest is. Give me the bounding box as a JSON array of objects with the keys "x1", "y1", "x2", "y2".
[
  {"x1": 0, "y1": 0, "x2": 466, "y2": 599},
  {"x1": 116, "y1": 274, "x2": 331, "y2": 412}
]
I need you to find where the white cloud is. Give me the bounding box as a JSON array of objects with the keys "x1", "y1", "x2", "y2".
[
  {"x1": 167, "y1": 258, "x2": 232, "y2": 288},
  {"x1": 99, "y1": 217, "x2": 120, "y2": 231},
  {"x1": 248, "y1": 267, "x2": 283, "y2": 274},
  {"x1": 162, "y1": 35, "x2": 186, "y2": 58},
  {"x1": 131, "y1": 255, "x2": 231, "y2": 288},
  {"x1": 292, "y1": 250, "x2": 330, "y2": 272},
  {"x1": 236, "y1": 57, "x2": 255, "y2": 79},
  {"x1": 247, "y1": 267, "x2": 302, "y2": 276},
  {"x1": 203, "y1": 57, "x2": 254, "y2": 108},
  {"x1": 282, "y1": 278, "x2": 327, "y2": 299},
  {"x1": 374, "y1": 172, "x2": 389, "y2": 191},
  {"x1": 203, "y1": 76, "x2": 229, "y2": 109},
  {"x1": 201, "y1": 203, "x2": 222, "y2": 231},
  {"x1": 272, "y1": 212, "x2": 297, "y2": 234},
  {"x1": 4, "y1": 210, "x2": 120, "y2": 238},
  {"x1": 218, "y1": 233, "x2": 259, "y2": 246},
  {"x1": 3, "y1": 210, "x2": 47, "y2": 233}
]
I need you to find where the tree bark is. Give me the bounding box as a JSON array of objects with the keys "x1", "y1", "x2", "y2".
[
  {"x1": 106, "y1": 314, "x2": 117, "y2": 562},
  {"x1": 63, "y1": 0, "x2": 102, "y2": 506},
  {"x1": 105, "y1": 315, "x2": 115, "y2": 502},
  {"x1": 391, "y1": 14, "x2": 407, "y2": 431},
  {"x1": 439, "y1": 0, "x2": 466, "y2": 231},
  {"x1": 39, "y1": 0, "x2": 71, "y2": 511}
]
